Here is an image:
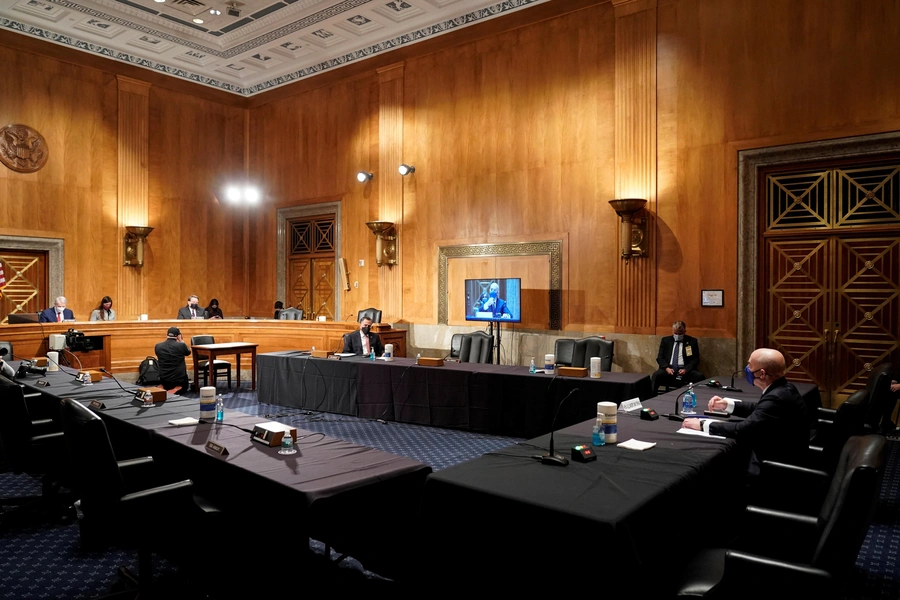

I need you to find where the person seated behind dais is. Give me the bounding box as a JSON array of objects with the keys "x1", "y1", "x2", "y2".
[
  {"x1": 39, "y1": 296, "x2": 75, "y2": 323},
  {"x1": 650, "y1": 321, "x2": 705, "y2": 392},
  {"x1": 177, "y1": 295, "x2": 208, "y2": 319},
  {"x1": 342, "y1": 316, "x2": 385, "y2": 356},
  {"x1": 205, "y1": 298, "x2": 224, "y2": 320},
  {"x1": 90, "y1": 296, "x2": 116, "y2": 321}
]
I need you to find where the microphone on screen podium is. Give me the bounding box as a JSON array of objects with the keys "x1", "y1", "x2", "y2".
[
  {"x1": 535, "y1": 388, "x2": 580, "y2": 466},
  {"x1": 722, "y1": 370, "x2": 743, "y2": 393}
]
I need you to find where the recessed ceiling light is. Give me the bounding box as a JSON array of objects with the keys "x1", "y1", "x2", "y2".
[
  {"x1": 193, "y1": 18, "x2": 204, "y2": 23},
  {"x1": 153, "y1": 0, "x2": 165, "y2": 3},
  {"x1": 209, "y1": 9, "x2": 221, "y2": 15}
]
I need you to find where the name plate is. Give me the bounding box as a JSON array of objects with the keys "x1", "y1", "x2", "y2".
[
  {"x1": 326, "y1": 354, "x2": 342, "y2": 360},
  {"x1": 619, "y1": 397, "x2": 643, "y2": 413},
  {"x1": 89, "y1": 400, "x2": 106, "y2": 410},
  {"x1": 37, "y1": 380, "x2": 50, "y2": 387},
  {"x1": 205, "y1": 440, "x2": 229, "y2": 456}
]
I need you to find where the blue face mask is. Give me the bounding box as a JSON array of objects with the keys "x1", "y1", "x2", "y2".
[
  {"x1": 745, "y1": 365, "x2": 762, "y2": 386},
  {"x1": 490, "y1": 291, "x2": 498, "y2": 298}
]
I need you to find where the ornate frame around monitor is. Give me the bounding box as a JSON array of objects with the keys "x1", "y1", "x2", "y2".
[{"x1": 437, "y1": 241, "x2": 563, "y2": 329}]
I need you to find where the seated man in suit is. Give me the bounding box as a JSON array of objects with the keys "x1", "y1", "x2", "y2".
[
  {"x1": 650, "y1": 321, "x2": 705, "y2": 392},
  {"x1": 472, "y1": 282, "x2": 513, "y2": 319},
  {"x1": 39, "y1": 296, "x2": 75, "y2": 322},
  {"x1": 682, "y1": 348, "x2": 808, "y2": 474},
  {"x1": 342, "y1": 316, "x2": 385, "y2": 357},
  {"x1": 154, "y1": 326, "x2": 191, "y2": 392},
  {"x1": 177, "y1": 295, "x2": 208, "y2": 320}
]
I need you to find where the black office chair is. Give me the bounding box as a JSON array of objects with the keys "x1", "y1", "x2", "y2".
[
  {"x1": 60, "y1": 398, "x2": 220, "y2": 592},
  {"x1": 807, "y1": 389, "x2": 869, "y2": 473},
  {"x1": 554, "y1": 338, "x2": 576, "y2": 367},
  {"x1": 458, "y1": 331, "x2": 493, "y2": 364},
  {"x1": 0, "y1": 341, "x2": 14, "y2": 360},
  {"x1": 0, "y1": 374, "x2": 67, "y2": 524},
  {"x1": 445, "y1": 334, "x2": 463, "y2": 361},
  {"x1": 675, "y1": 434, "x2": 886, "y2": 599},
  {"x1": 572, "y1": 336, "x2": 614, "y2": 371},
  {"x1": 190, "y1": 335, "x2": 231, "y2": 388},
  {"x1": 278, "y1": 307, "x2": 304, "y2": 320},
  {"x1": 358, "y1": 307, "x2": 383, "y2": 324},
  {"x1": 862, "y1": 363, "x2": 894, "y2": 433}
]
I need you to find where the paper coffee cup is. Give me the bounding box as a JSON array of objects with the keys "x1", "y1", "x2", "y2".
[
  {"x1": 590, "y1": 357, "x2": 602, "y2": 378},
  {"x1": 140, "y1": 314, "x2": 148, "y2": 321},
  {"x1": 47, "y1": 351, "x2": 59, "y2": 372}
]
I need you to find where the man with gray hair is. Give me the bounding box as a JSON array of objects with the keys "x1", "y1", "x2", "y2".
[
  {"x1": 39, "y1": 296, "x2": 74, "y2": 322},
  {"x1": 683, "y1": 348, "x2": 808, "y2": 473},
  {"x1": 651, "y1": 320, "x2": 704, "y2": 392}
]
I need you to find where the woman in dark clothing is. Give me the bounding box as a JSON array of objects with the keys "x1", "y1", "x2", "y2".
[{"x1": 206, "y1": 298, "x2": 224, "y2": 319}]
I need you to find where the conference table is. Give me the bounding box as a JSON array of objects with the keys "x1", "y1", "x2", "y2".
[
  {"x1": 191, "y1": 341, "x2": 259, "y2": 391},
  {"x1": 257, "y1": 352, "x2": 654, "y2": 438},
  {"x1": 14, "y1": 364, "x2": 431, "y2": 578},
  {"x1": 412, "y1": 381, "x2": 822, "y2": 593}
]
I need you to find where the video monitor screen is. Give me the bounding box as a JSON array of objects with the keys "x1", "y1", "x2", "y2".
[{"x1": 465, "y1": 278, "x2": 522, "y2": 323}]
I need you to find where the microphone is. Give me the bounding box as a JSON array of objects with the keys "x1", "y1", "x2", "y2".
[
  {"x1": 663, "y1": 389, "x2": 690, "y2": 421},
  {"x1": 536, "y1": 388, "x2": 579, "y2": 466},
  {"x1": 723, "y1": 370, "x2": 743, "y2": 393},
  {"x1": 98, "y1": 368, "x2": 136, "y2": 397}
]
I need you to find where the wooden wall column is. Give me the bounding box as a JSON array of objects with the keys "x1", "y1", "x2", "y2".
[
  {"x1": 613, "y1": 0, "x2": 657, "y2": 332},
  {"x1": 377, "y1": 63, "x2": 404, "y2": 322},
  {"x1": 116, "y1": 76, "x2": 150, "y2": 319}
]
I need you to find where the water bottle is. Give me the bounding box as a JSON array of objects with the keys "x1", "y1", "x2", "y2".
[
  {"x1": 278, "y1": 431, "x2": 296, "y2": 455},
  {"x1": 682, "y1": 385, "x2": 696, "y2": 415},
  {"x1": 689, "y1": 383, "x2": 697, "y2": 412},
  {"x1": 141, "y1": 390, "x2": 154, "y2": 408},
  {"x1": 215, "y1": 394, "x2": 224, "y2": 422},
  {"x1": 529, "y1": 358, "x2": 536, "y2": 374},
  {"x1": 370, "y1": 349, "x2": 376, "y2": 361},
  {"x1": 592, "y1": 418, "x2": 606, "y2": 446},
  {"x1": 416, "y1": 353, "x2": 421, "y2": 364}
]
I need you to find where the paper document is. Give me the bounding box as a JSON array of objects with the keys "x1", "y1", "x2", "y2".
[
  {"x1": 676, "y1": 428, "x2": 726, "y2": 440},
  {"x1": 168, "y1": 417, "x2": 199, "y2": 427},
  {"x1": 336, "y1": 353, "x2": 356, "y2": 357},
  {"x1": 617, "y1": 438, "x2": 656, "y2": 451}
]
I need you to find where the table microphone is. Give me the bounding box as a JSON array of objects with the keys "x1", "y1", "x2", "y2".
[
  {"x1": 536, "y1": 388, "x2": 579, "y2": 466},
  {"x1": 722, "y1": 370, "x2": 743, "y2": 393},
  {"x1": 663, "y1": 389, "x2": 690, "y2": 421}
]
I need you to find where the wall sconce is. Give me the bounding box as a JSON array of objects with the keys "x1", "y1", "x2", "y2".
[
  {"x1": 123, "y1": 226, "x2": 154, "y2": 268},
  {"x1": 608, "y1": 199, "x2": 648, "y2": 262},
  {"x1": 398, "y1": 164, "x2": 415, "y2": 176},
  {"x1": 356, "y1": 171, "x2": 373, "y2": 183},
  {"x1": 365, "y1": 221, "x2": 398, "y2": 267}
]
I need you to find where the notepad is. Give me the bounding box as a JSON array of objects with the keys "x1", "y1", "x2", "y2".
[
  {"x1": 168, "y1": 417, "x2": 199, "y2": 427},
  {"x1": 617, "y1": 438, "x2": 656, "y2": 451},
  {"x1": 676, "y1": 428, "x2": 727, "y2": 440}
]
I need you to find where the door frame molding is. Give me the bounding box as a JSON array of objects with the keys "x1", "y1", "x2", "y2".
[
  {"x1": 0, "y1": 235, "x2": 64, "y2": 304},
  {"x1": 737, "y1": 131, "x2": 900, "y2": 366}
]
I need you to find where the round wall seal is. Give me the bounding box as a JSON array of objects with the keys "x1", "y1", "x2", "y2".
[{"x1": 0, "y1": 124, "x2": 49, "y2": 173}]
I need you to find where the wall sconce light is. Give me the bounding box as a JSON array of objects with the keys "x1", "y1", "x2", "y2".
[
  {"x1": 123, "y1": 226, "x2": 154, "y2": 268},
  {"x1": 356, "y1": 171, "x2": 373, "y2": 183},
  {"x1": 365, "y1": 221, "x2": 398, "y2": 267},
  {"x1": 224, "y1": 185, "x2": 261, "y2": 204},
  {"x1": 398, "y1": 164, "x2": 415, "y2": 176},
  {"x1": 608, "y1": 199, "x2": 648, "y2": 262}
]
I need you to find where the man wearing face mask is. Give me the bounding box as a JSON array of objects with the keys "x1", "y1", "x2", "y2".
[
  {"x1": 177, "y1": 295, "x2": 208, "y2": 320},
  {"x1": 474, "y1": 282, "x2": 513, "y2": 319},
  {"x1": 39, "y1": 296, "x2": 75, "y2": 323},
  {"x1": 650, "y1": 321, "x2": 704, "y2": 393},
  {"x1": 682, "y1": 348, "x2": 808, "y2": 473},
  {"x1": 342, "y1": 316, "x2": 385, "y2": 356}
]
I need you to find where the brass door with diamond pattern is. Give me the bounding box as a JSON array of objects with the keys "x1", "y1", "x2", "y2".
[
  {"x1": 763, "y1": 161, "x2": 900, "y2": 407},
  {"x1": 286, "y1": 215, "x2": 336, "y2": 320},
  {"x1": 0, "y1": 250, "x2": 48, "y2": 324}
]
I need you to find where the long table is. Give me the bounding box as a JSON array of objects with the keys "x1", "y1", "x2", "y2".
[
  {"x1": 258, "y1": 352, "x2": 654, "y2": 438},
  {"x1": 15, "y1": 365, "x2": 430, "y2": 578},
  {"x1": 412, "y1": 381, "x2": 821, "y2": 593}
]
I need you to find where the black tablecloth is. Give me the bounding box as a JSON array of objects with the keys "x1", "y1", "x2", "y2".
[{"x1": 258, "y1": 353, "x2": 653, "y2": 437}]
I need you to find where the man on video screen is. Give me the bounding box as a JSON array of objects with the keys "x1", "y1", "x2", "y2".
[{"x1": 473, "y1": 282, "x2": 513, "y2": 319}]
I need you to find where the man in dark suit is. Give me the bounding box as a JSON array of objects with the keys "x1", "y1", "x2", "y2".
[
  {"x1": 683, "y1": 348, "x2": 808, "y2": 473},
  {"x1": 39, "y1": 296, "x2": 75, "y2": 322},
  {"x1": 342, "y1": 316, "x2": 385, "y2": 356},
  {"x1": 177, "y1": 295, "x2": 208, "y2": 320},
  {"x1": 154, "y1": 326, "x2": 191, "y2": 392},
  {"x1": 650, "y1": 321, "x2": 704, "y2": 392}
]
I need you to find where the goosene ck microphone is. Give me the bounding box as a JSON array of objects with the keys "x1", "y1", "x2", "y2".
[
  {"x1": 723, "y1": 370, "x2": 744, "y2": 393},
  {"x1": 535, "y1": 388, "x2": 580, "y2": 466},
  {"x1": 663, "y1": 389, "x2": 691, "y2": 422}
]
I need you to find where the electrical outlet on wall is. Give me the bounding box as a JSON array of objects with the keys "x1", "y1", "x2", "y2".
[
  {"x1": 354, "y1": 281, "x2": 358, "y2": 288},
  {"x1": 358, "y1": 260, "x2": 364, "y2": 267}
]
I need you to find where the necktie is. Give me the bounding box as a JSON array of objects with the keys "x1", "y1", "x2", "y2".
[
  {"x1": 671, "y1": 342, "x2": 680, "y2": 368},
  {"x1": 191, "y1": 308, "x2": 196, "y2": 318},
  {"x1": 57, "y1": 311, "x2": 62, "y2": 322},
  {"x1": 363, "y1": 333, "x2": 370, "y2": 355}
]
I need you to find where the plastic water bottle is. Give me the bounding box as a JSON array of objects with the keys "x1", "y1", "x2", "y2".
[
  {"x1": 689, "y1": 383, "x2": 697, "y2": 412},
  {"x1": 416, "y1": 353, "x2": 421, "y2": 364},
  {"x1": 682, "y1": 385, "x2": 696, "y2": 415},
  {"x1": 278, "y1": 431, "x2": 296, "y2": 455},
  {"x1": 529, "y1": 358, "x2": 536, "y2": 374},
  {"x1": 215, "y1": 394, "x2": 224, "y2": 422},
  {"x1": 592, "y1": 418, "x2": 606, "y2": 446}
]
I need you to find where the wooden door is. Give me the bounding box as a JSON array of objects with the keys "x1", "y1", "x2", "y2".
[
  {"x1": 286, "y1": 215, "x2": 336, "y2": 320},
  {"x1": 0, "y1": 250, "x2": 48, "y2": 324}
]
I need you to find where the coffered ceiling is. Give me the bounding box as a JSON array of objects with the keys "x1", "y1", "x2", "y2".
[{"x1": 0, "y1": 0, "x2": 550, "y2": 96}]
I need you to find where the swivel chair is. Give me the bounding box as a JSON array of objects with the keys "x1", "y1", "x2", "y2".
[
  {"x1": 190, "y1": 335, "x2": 231, "y2": 388},
  {"x1": 358, "y1": 307, "x2": 383, "y2": 324},
  {"x1": 572, "y1": 336, "x2": 615, "y2": 371},
  {"x1": 445, "y1": 334, "x2": 463, "y2": 361},
  {"x1": 458, "y1": 331, "x2": 493, "y2": 364},
  {"x1": 554, "y1": 338, "x2": 576, "y2": 367},
  {"x1": 278, "y1": 307, "x2": 304, "y2": 320}
]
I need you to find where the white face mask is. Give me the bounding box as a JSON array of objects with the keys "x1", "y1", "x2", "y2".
[{"x1": 673, "y1": 334, "x2": 684, "y2": 342}]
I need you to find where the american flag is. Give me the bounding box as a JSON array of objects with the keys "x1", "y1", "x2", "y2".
[{"x1": 0, "y1": 260, "x2": 5, "y2": 298}]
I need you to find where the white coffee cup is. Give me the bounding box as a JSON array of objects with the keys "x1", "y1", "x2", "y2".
[
  {"x1": 47, "y1": 351, "x2": 59, "y2": 372},
  {"x1": 384, "y1": 344, "x2": 394, "y2": 361}
]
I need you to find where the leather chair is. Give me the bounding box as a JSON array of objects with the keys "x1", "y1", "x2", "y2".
[
  {"x1": 445, "y1": 333, "x2": 463, "y2": 361},
  {"x1": 0, "y1": 340, "x2": 13, "y2": 360},
  {"x1": 862, "y1": 363, "x2": 894, "y2": 433},
  {"x1": 0, "y1": 374, "x2": 67, "y2": 523},
  {"x1": 554, "y1": 338, "x2": 576, "y2": 367},
  {"x1": 572, "y1": 336, "x2": 614, "y2": 371},
  {"x1": 190, "y1": 335, "x2": 231, "y2": 388},
  {"x1": 358, "y1": 307, "x2": 383, "y2": 324},
  {"x1": 458, "y1": 331, "x2": 493, "y2": 364},
  {"x1": 808, "y1": 389, "x2": 868, "y2": 472},
  {"x1": 60, "y1": 398, "x2": 221, "y2": 591},
  {"x1": 278, "y1": 307, "x2": 304, "y2": 320},
  {"x1": 675, "y1": 434, "x2": 887, "y2": 599}
]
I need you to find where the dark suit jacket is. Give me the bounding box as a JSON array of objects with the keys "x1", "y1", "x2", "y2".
[
  {"x1": 709, "y1": 377, "x2": 809, "y2": 467},
  {"x1": 342, "y1": 330, "x2": 385, "y2": 356},
  {"x1": 655, "y1": 335, "x2": 700, "y2": 372},
  {"x1": 39, "y1": 307, "x2": 74, "y2": 323},
  {"x1": 177, "y1": 306, "x2": 208, "y2": 320},
  {"x1": 154, "y1": 338, "x2": 190, "y2": 386}
]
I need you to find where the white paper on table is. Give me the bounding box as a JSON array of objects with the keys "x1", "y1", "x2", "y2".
[
  {"x1": 616, "y1": 438, "x2": 656, "y2": 451},
  {"x1": 168, "y1": 417, "x2": 199, "y2": 427},
  {"x1": 336, "y1": 353, "x2": 356, "y2": 357},
  {"x1": 723, "y1": 397, "x2": 743, "y2": 403},
  {"x1": 676, "y1": 428, "x2": 727, "y2": 440}
]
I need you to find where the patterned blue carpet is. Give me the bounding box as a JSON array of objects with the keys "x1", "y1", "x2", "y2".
[{"x1": 1, "y1": 387, "x2": 898, "y2": 598}]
